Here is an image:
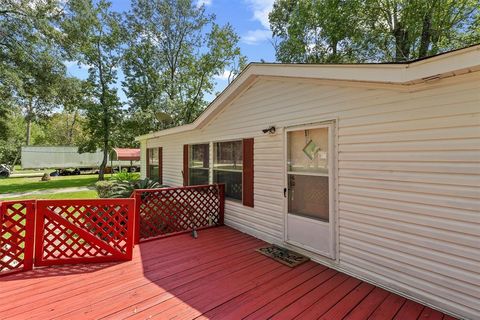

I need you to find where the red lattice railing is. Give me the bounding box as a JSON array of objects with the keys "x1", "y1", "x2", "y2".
[
  {"x1": 1, "y1": 185, "x2": 220, "y2": 275},
  {"x1": 0, "y1": 201, "x2": 36, "y2": 275},
  {"x1": 34, "y1": 199, "x2": 135, "y2": 266},
  {"x1": 133, "y1": 184, "x2": 225, "y2": 242}
]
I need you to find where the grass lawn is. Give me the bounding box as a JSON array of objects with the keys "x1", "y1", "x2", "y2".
[
  {"x1": 0, "y1": 175, "x2": 99, "y2": 194},
  {"x1": 1, "y1": 190, "x2": 98, "y2": 201}
]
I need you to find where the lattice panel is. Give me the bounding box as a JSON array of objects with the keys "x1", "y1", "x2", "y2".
[
  {"x1": 0, "y1": 201, "x2": 34, "y2": 275},
  {"x1": 36, "y1": 199, "x2": 134, "y2": 266},
  {"x1": 42, "y1": 216, "x2": 111, "y2": 260},
  {"x1": 136, "y1": 185, "x2": 224, "y2": 240},
  {"x1": 45, "y1": 204, "x2": 130, "y2": 254}
]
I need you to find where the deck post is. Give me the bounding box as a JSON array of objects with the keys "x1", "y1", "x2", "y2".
[
  {"x1": 133, "y1": 191, "x2": 141, "y2": 245},
  {"x1": 218, "y1": 184, "x2": 225, "y2": 226},
  {"x1": 23, "y1": 200, "x2": 36, "y2": 272}
]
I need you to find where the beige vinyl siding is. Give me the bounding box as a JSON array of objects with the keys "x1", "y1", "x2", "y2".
[{"x1": 143, "y1": 71, "x2": 480, "y2": 319}]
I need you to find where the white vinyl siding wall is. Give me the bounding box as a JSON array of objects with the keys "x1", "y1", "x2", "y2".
[{"x1": 142, "y1": 72, "x2": 480, "y2": 319}]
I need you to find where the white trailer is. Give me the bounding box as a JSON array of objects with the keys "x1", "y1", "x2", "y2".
[{"x1": 21, "y1": 146, "x2": 140, "y2": 171}]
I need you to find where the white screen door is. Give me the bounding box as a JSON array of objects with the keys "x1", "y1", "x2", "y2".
[{"x1": 285, "y1": 122, "x2": 335, "y2": 258}]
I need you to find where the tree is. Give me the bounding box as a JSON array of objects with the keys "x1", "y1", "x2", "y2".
[
  {"x1": 34, "y1": 111, "x2": 88, "y2": 147},
  {"x1": 55, "y1": 77, "x2": 89, "y2": 145},
  {"x1": 270, "y1": 0, "x2": 362, "y2": 63},
  {"x1": 0, "y1": 0, "x2": 68, "y2": 145},
  {"x1": 62, "y1": 0, "x2": 124, "y2": 180},
  {"x1": 0, "y1": 108, "x2": 46, "y2": 166},
  {"x1": 16, "y1": 52, "x2": 66, "y2": 145},
  {"x1": 123, "y1": 0, "x2": 245, "y2": 132},
  {"x1": 269, "y1": 0, "x2": 480, "y2": 63},
  {"x1": 0, "y1": 83, "x2": 13, "y2": 141}
]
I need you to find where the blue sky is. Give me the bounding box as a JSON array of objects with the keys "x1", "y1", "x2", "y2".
[{"x1": 66, "y1": 0, "x2": 276, "y2": 103}]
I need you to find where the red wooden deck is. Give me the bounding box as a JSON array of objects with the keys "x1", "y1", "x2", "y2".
[{"x1": 0, "y1": 226, "x2": 454, "y2": 320}]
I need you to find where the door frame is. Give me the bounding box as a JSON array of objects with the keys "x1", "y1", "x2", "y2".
[{"x1": 283, "y1": 120, "x2": 337, "y2": 259}]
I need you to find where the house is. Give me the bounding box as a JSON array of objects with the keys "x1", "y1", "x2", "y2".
[{"x1": 136, "y1": 45, "x2": 480, "y2": 319}]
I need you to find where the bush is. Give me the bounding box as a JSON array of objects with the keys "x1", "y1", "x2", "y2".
[
  {"x1": 95, "y1": 180, "x2": 115, "y2": 198},
  {"x1": 100, "y1": 178, "x2": 167, "y2": 198},
  {"x1": 111, "y1": 172, "x2": 140, "y2": 182}
]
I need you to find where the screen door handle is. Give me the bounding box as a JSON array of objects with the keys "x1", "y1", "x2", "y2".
[{"x1": 283, "y1": 188, "x2": 287, "y2": 198}]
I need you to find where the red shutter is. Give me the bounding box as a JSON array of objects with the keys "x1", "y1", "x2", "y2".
[
  {"x1": 242, "y1": 138, "x2": 254, "y2": 207},
  {"x1": 146, "y1": 148, "x2": 150, "y2": 178},
  {"x1": 183, "y1": 144, "x2": 189, "y2": 186},
  {"x1": 158, "y1": 147, "x2": 163, "y2": 185}
]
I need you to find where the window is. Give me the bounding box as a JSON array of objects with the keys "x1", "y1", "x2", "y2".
[
  {"x1": 189, "y1": 144, "x2": 209, "y2": 185},
  {"x1": 213, "y1": 140, "x2": 242, "y2": 200},
  {"x1": 147, "y1": 148, "x2": 161, "y2": 182}
]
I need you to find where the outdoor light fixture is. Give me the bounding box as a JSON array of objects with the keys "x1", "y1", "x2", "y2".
[{"x1": 262, "y1": 126, "x2": 276, "y2": 134}]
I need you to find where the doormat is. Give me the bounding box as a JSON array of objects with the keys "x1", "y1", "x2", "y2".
[{"x1": 256, "y1": 245, "x2": 309, "y2": 268}]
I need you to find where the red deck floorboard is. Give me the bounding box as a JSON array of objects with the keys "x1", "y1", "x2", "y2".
[
  {"x1": 418, "y1": 307, "x2": 445, "y2": 320},
  {"x1": 368, "y1": 293, "x2": 407, "y2": 320},
  {"x1": 343, "y1": 287, "x2": 390, "y2": 320},
  {"x1": 0, "y1": 226, "x2": 457, "y2": 320},
  {"x1": 394, "y1": 300, "x2": 425, "y2": 320}
]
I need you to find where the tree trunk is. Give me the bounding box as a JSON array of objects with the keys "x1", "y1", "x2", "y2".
[
  {"x1": 25, "y1": 99, "x2": 33, "y2": 146},
  {"x1": 67, "y1": 110, "x2": 78, "y2": 145},
  {"x1": 99, "y1": 142, "x2": 108, "y2": 181},
  {"x1": 418, "y1": 12, "x2": 432, "y2": 58},
  {"x1": 26, "y1": 118, "x2": 32, "y2": 146},
  {"x1": 97, "y1": 39, "x2": 109, "y2": 181},
  {"x1": 10, "y1": 151, "x2": 20, "y2": 171},
  {"x1": 393, "y1": 26, "x2": 409, "y2": 62}
]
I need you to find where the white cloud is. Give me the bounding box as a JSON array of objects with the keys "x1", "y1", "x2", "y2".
[
  {"x1": 214, "y1": 69, "x2": 232, "y2": 81},
  {"x1": 242, "y1": 29, "x2": 271, "y2": 45},
  {"x1": 196, "y1": 0, "x2": 212, "y2": 8},
  {"x1": 245, "y1": 0, "x2": 274, "y2": 29}
]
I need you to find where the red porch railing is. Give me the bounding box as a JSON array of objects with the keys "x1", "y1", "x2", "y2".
[
  {"x1": 0, "y1": 198, "x2": 135, "y2": 276},
  {"x1": 1, "y1": 184, "x2": 224, "y2": 276},
  {"x1": 133, "y1": 184, "x2": 225, "y2": 243},
  {"x1": 0, "y1": 200, "x2": 36, "y2": 275},
  {"x1": 34, "y1": 199, "x2": 135, "y2": 266}
]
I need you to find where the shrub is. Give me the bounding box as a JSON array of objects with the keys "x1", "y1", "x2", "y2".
[
  {"x1": 111, "y1": 172, "x2": 140, "y2": 182},
  {"x1": 95, "y1": 180, "x2": 115, "y2": 198},
  {"x1": 105, "y1": 178, "x2": 167, "y2": 198}
]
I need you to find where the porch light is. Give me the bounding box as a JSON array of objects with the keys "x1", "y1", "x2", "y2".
[{"x1": 262, "y1": 126, "x2": 276, "y2": 134}]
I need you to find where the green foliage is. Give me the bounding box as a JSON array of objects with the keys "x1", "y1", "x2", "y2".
[
  {"x1": 270, "y1": 0, "x2": 480, "y2": 63},
  {"x1": 0, "y1": 111, "x2": 44, "y2": 164},
  {"x1": 62, "y1": 0, "x2": 125, "y2": 180},
  {"x1": 122, "y1": 0, "x2": 246, "y2": 137},
  {"x1": 95, "y1": 180, "x2": 115, "y2": 198},
  {"x1": 111, "y1": 172, "x2": 141, "y2": 182},
  {"x1": 133, "y1": 178, "x2": 165, "y2": 190},
  {"x1": 0, "y1": 0, "x2": 69, "y2": 145},
  {"x1": 35, "y1": 111, "x2": 88, "y2": 146},
  {"x1": 98, "y1": 178, "x2": 165, "y2": 198}
]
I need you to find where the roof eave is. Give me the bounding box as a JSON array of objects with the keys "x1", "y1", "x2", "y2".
[{"x1": 135, "y1": 45, "x2": 480, "y2": 141}]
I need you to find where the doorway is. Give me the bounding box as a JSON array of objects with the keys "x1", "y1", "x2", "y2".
[{"x1": 285, "y1": 122, "x2": 336, "y2": 258}]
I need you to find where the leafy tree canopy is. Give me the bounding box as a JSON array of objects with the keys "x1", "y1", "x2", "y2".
[
  {"x1": 269, "y1": 0, "x2": 480, "y2": 63},
  {"x1": 0, "y1": 0, "x2": 68, "y2": 145},
  {"x1": 123, "y1": 0, "x2": 246, "y2": 131}
]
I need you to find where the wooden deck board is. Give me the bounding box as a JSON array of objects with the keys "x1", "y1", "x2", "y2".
[{"x1": 0, "y1": 226, "x2": 457, "y2": 320}]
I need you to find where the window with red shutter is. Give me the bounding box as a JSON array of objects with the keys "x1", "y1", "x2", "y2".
[
  {"x1": 213, "y1": 140, "x2": 243, "y2": 201},
  {"x1": 188, "y1": 144, "x2": 210, "y2": 185},
  {"x1": 146, "y1": 148, "x2": 161, "y2": 182}
]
